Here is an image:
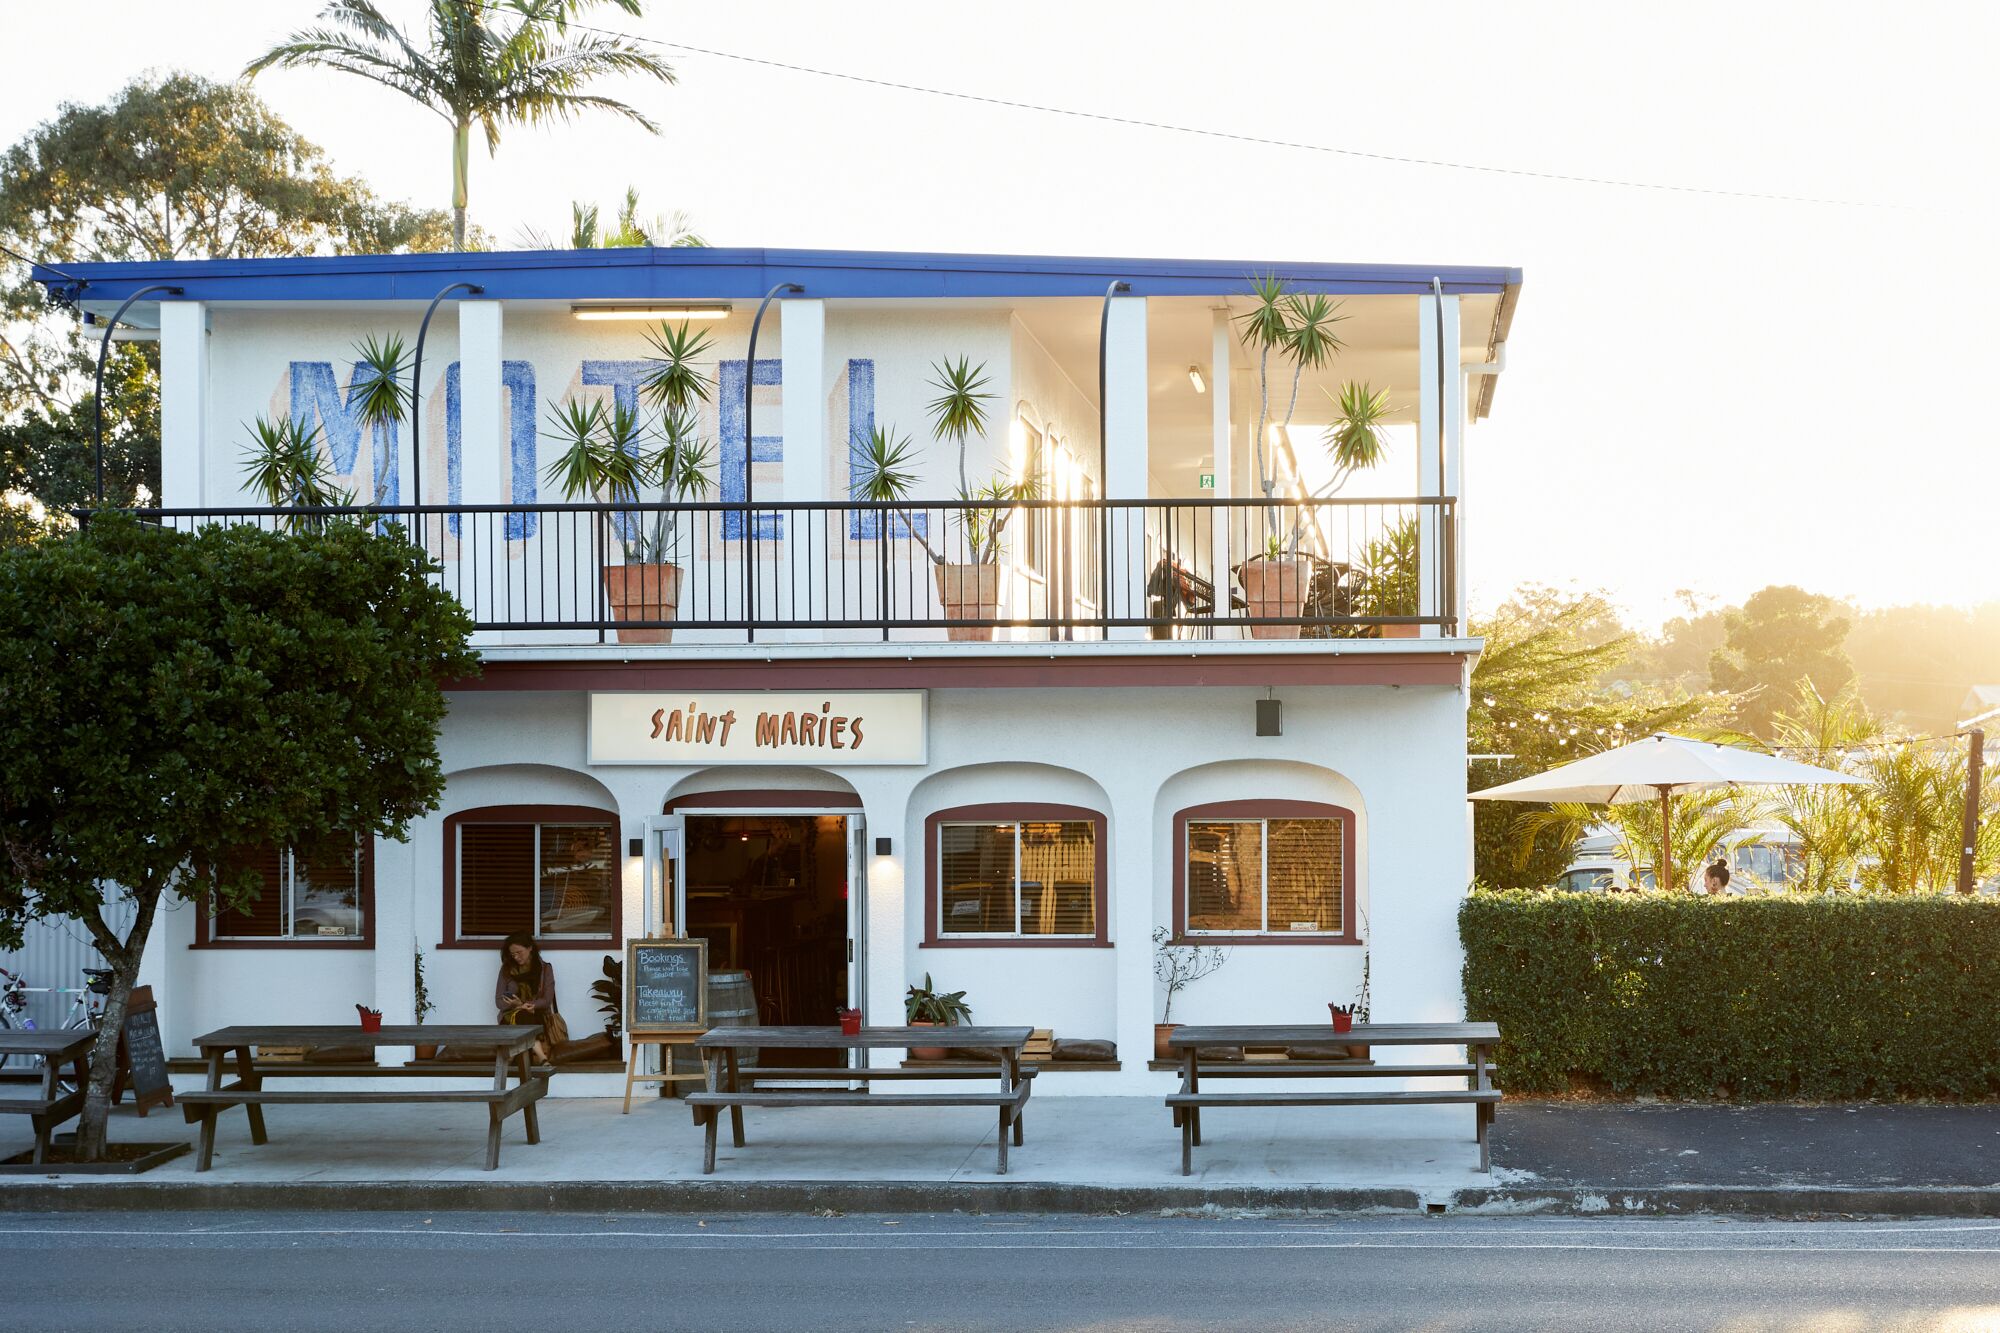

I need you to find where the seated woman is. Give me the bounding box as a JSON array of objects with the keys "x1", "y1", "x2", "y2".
[{"x1": 495, "y1": 932, "x2": 567, "y2": 1062}]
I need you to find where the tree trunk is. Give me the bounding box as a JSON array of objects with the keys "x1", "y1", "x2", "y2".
[
  {"x1": 451, "y1": 120, "x2": 471, "y2": 249},
  {"x1": 74, "y1": 882, "x2": 161, "y2": 1161}
]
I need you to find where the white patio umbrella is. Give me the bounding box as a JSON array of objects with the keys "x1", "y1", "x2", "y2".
[{"x1": 1469, "y1": 733, "x2": 1866, "y2": 893}]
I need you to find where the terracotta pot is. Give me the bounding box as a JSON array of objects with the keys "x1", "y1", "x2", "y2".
[
  {"x1": 413, "y1": 1043, "x2": 439, "y2": 1061},
  {"x1": 1379, "y1": 622, "x2": 1422, "y2": 639},
  {"x1": 908, "y1": 1019, "x2": 950, "y2": 1061},
  {"x1": 1238, "y1": 557, "x2": 1305, "y2": 639},
  {"x1": 1154, "y1": 1023, "x2": 1180, "y2": 1061},
  {"x1": 934, "y1": 563, "x2": 1000, "y2": 642},
  {"x1": 601, "y1": 562, "x2": 681, "y2": 644}
]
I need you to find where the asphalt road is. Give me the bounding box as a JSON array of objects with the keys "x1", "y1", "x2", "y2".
[{"x1": 6, "y1": 1211, "x2": 2000, "y2": 1331}]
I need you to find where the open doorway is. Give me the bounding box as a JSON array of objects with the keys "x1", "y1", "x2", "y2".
[{"x1": 684, "y1": 815, "x2": 850, "y2": 1059}]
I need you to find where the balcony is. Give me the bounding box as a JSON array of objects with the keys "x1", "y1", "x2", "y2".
[{"x1": 84, "y1": 496, "x2": 1456, "y2": 646}]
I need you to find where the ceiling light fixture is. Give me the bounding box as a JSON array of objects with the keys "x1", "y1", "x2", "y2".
[
  {"x1": 570, "y1": 303, "x2": 732, "y2": 321},
  {"x1": 1188, "y1": 365, "x2": 1206, "y2": 394}
]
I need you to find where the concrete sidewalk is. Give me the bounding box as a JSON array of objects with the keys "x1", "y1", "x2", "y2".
[{"x1": 6, "y1": 1094, "x2": 2000, "y2": 1216}]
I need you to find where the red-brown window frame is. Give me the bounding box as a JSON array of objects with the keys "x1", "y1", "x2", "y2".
[
  {"x1": 1171, "y1": 799, "x2": 1359, "y2": 945},
  {"x1": 922, "y1": 802, "x2": 1110, "y2": 949},
  {"x1": 439, "y1": 804, "x2": 624, "y2": 951},
  {"x1": 194, "y1": 838, "x2": 376, "y2": 950}
]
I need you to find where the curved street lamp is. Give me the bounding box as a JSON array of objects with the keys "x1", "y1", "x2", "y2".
[
  {"x1": 408, "y1": 281, "x2": 485, "y2": 508},
  {"x1": 92, "y1": 284, "x2": 184, "y2": 505}
]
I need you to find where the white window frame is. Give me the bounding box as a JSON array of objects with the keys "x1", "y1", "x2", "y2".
[
  {"x1": 1184, "y1": 816, "x2": 1342, "y2": 938},
  {"x1": 936, "y1": 820, "x2": 1095, "y2": 941},
  {"x1": 456, "y1": 821, "x2": 616, "y2": 942}
]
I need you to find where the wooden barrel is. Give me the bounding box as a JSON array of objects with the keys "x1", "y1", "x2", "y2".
[{"x1": 672, "y1": 969, "x2": 759, "y2": 1081}]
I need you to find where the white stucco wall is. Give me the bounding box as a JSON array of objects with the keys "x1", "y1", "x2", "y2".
[{"x1": 143, "y1": 673, "x2": 1472, "y2": 1094}]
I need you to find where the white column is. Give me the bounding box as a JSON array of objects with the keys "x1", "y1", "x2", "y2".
[
  {"x1": 1414, "y1": 294, "x2": 1460, "y2": 638},
  {"x1": 1438, "y1": 297, "x2": 1464, "y2": 634},
  {"x1": 158, "y1": 301, "x2": 209, "y2": 508},
  {"x1": 1207, "y1": 309, "x2": 1236, "y2": 638},
  {"x1": 1106, "y1": 778, "x2": 1157, "y2": 1089},
  {"x1": 372, "y1": 834, "x2": 418, "y2": 1063},
  {"x1": 780, "y1": 300, "x2": 827, "y2": 639},
  {"x1": 457, "y1": 301, "x2": 503, "y2": 631},
  {"x1": 458, "y1": 301, "x2": 505, "y2": 505},
  {"x1": 1103, "y1": 295, "x2": 1149, "y2": 640}
]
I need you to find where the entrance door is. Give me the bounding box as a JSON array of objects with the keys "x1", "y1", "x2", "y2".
[{"x1": 846, "y1": 813, "x2": 868, "y2": 1055}]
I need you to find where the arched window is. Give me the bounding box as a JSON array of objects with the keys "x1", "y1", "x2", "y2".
[
  {"x1": 442, "y1": 805, "x2": 620, "y2": 948},
  {"x1": 1172, "y1": 800, "x2": 1358, "y2": 944},
  {"x1": 923, "y1": 803, "x2": 1109, "y2": 947}
]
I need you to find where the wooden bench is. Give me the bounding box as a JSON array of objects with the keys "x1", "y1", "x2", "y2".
[
  {"x1": 0, "y1": 1030, "x2": 92, "y2": 1165},
  {"x1": 1167, "y1": 1023, "x2": 1503, "y2": 1175},
  {"x1": 690, "y1": 1025, "x2": 1035, "y2": 1175},
  {"x1": 185, "y1": 1025, "x2": 548, "y2": 1171}
]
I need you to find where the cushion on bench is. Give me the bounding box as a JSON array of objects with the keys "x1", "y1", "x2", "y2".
[{"x1": 1052, "y1": 1038, "x2": 1116, "y2": 1062}]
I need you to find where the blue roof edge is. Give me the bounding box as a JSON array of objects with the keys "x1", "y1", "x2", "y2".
[{"x1": 32, "y1": 246, "x2": 1522, "y2": 305}]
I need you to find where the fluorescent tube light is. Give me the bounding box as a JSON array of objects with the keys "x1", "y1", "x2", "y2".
[
  {"x1": 1188, "y1": 365, "x2": 1206, "y2": 394},
  {"x1": 571, "y1": 303, "x2": 732, "y2": 321}
]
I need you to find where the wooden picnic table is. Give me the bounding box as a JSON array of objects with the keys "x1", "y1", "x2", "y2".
[
  {"x1": 0, "y1": 1029, "x2": 93, "y2": 1165},
  {"x1": 179, "y1": 1025, "x2": 549, "y2": 1172},
  {"x1": 1167, "y1": 1022, "x2": 1502, "y2": 1175},
  {"x1": 686, "y1": 1025, "x2": 1035, "y2": 1174}
]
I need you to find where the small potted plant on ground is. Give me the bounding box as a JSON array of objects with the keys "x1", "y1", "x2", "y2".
[
  {"x1": 412, "y1": 946, "x2": 438, "y2": 1060},
  {"x1": 1153, "y1": 926, "x2": 1231, "y2": 1060},
  {"x1": 591, "y1": 954, "x2": 623, "y2": 1060},
  {"x1": 905, "y1": 972, "x2": 971, "y2": 1060}
]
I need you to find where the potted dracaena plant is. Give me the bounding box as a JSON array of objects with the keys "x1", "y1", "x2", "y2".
[
  {"x1": 1233, "y1": 277, "x2": 1348, "y2": 638},
  {"x1": 904, "y1": 972, "x2": 971, "y2": 1061},
  {"x1": 851, "y1": 358, "x2": 1040, "y2": 641},
  {"x1": 543, "y1": 321, "x2": 717, "y2": 642}
]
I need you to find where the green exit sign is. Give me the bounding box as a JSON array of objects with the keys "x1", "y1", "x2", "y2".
[{"x1": 1198, "y1": 472, "x2": 1215, "y2": 490}]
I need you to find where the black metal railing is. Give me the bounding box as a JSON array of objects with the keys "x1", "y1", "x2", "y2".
[{"x1": 74, "y1": 497, "x2": 1458, "y2": 643}]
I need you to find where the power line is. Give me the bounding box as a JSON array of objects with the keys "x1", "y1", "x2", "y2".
[{"x1": 573, "y1": 23, "x2": 1897, "y2": 210}]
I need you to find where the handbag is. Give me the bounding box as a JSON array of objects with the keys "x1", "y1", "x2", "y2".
[{"x1": 540, "y1": 1009, "x2": 570, "y2": 1049}]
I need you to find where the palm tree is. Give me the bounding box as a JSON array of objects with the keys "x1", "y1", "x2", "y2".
[{"x1": 247, "y1": 1, "x2": 675, "y2": 248}]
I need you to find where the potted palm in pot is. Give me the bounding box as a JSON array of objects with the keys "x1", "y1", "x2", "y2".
[
  {"x1": 851, "y1": 358, "x2": 1039, "y2": 641},
  {"x1": 904, "y1": 972, "x2": 971, "y2": 1061},
  {"x1": 543, "y1": 321, "x2": 716, "y2": 643}
]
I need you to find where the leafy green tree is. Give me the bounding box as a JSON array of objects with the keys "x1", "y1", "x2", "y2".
[
  {"x1": 1766, "y1": 680, "x2": 1878, "y2": 894},
  {"x1": 1469, "y1": 586, "x2": 1721, "y2": 887},
  {"x1": 0, "y1": 516, "x2": 478, "y2": 1160},
  {"x1": 1858, "y1": 737, "x2": 1998, "y2": 894},
  {"x1": 0, "y1": 72, "x2": 454, "y2": 504},
  {"x1": 1709, "y1": 585, "x2": 1854, "y2": 737},
  {"x1": 247, "y1": 0, "x2": 676, "y2": 248}
]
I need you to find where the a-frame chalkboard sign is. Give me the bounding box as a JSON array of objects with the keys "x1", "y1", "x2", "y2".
[
  {"x1": 114, "y1": 985, "x2": 174, "y2": 1117},
  {"x1": 620, "y1": 938, "x2": 709, "y2": 1113}
]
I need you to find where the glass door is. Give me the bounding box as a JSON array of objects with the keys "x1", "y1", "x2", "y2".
[{"x1": 643, "y1": 814, "x2": 686, "y2": 937}]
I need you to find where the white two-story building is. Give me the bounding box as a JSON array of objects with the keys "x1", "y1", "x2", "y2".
[{"x1": 33, "y1": 246, "x2": 1519, "y2": 1093}]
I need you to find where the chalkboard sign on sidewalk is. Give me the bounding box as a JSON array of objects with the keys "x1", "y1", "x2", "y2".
[
  {"x1": 117, "y1": 985, "x2": 174, "y2": 1116},
  {"x1": 626, "y1": 939, "x2": 708, "y2": 1034}
]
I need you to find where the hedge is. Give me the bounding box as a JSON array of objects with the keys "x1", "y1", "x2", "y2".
[{"x1": 1460, "y1": 891, "x2": 2000, "y2": 1100}]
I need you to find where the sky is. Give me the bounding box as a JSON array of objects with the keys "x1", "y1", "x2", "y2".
[{"x1": 2, "y1": 0, "x2": 1992, "y2": 629}]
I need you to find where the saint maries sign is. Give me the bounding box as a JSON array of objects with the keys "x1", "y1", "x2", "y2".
[{"x1": 588, "y1": 692, "x2": 927, "y2": 765}]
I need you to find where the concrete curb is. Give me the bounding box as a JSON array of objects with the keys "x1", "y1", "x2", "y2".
[{"x1": 6, "y1": 1180, "x2": 2000, "y2": 1218}]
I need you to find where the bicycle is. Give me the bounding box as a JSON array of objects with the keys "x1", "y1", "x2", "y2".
[{"x1": 0, "y1": 965, "x2": 114, "y2": 1091}]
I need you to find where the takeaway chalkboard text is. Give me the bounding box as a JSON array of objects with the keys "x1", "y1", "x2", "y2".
[{"x1": 626, "y1": 939, "x2": 708, "y2": 1034}]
